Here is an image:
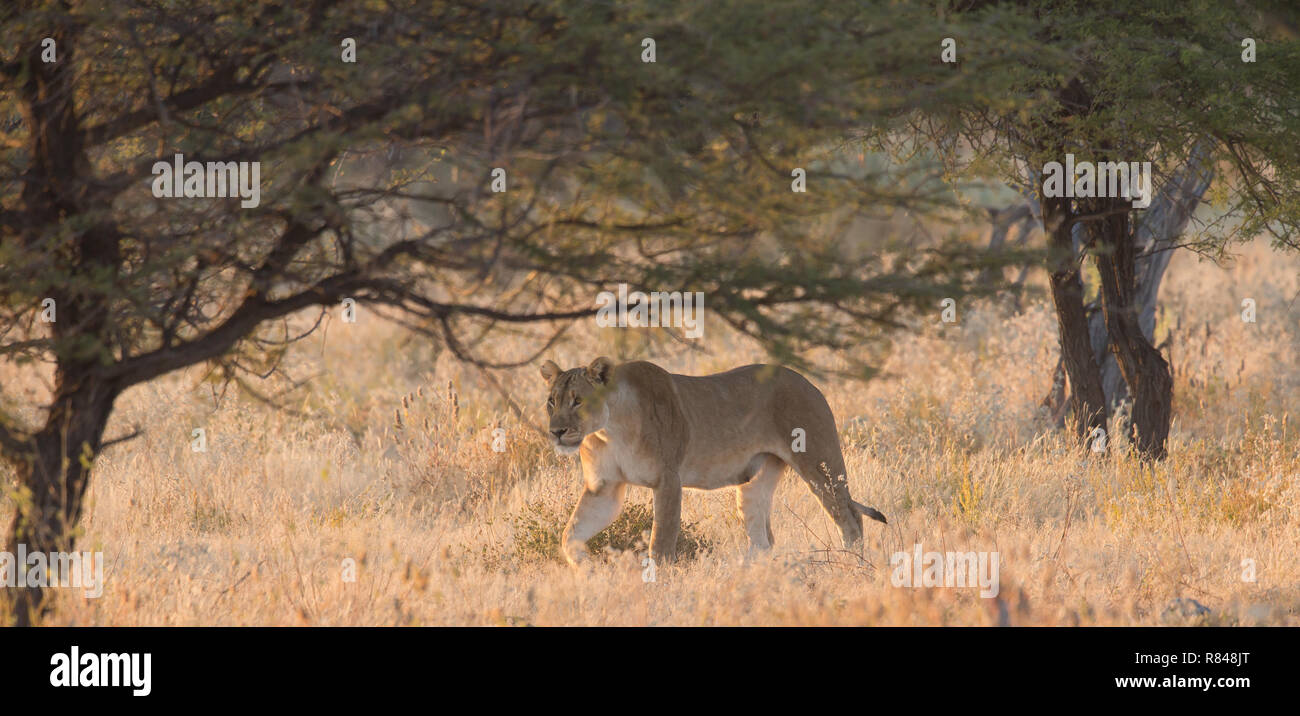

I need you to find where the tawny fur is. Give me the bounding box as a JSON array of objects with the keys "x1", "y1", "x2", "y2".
[{"x1": 541, "y1": 357, "x2": 887, "y2": 566}]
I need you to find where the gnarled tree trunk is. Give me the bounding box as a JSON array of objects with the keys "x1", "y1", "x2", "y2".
[
  {"x1": 2, "y1": 23, "x2": 124, "y2": 625},
  {"x1": 1036, "y1": 145, "x2": 1212, "y2": 458},
  {"x1": 1087, "y1": 145, "x2": 1214, "y2": 413},
  {"x1": 3, "y1": 373, "x2": 120, "y2": 626},
  {"x1": 1040, "y1": 193, "x2": 1108, "y2": 443},
  {"x1": 1086, "y1": 195, "x2": 1173, "y2": 460}
]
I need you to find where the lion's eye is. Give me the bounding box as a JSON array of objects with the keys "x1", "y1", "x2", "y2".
[
  {"x1": 572, "y1": 396, "x2": 582, "y2": 408},
  {"x1": 547, "y1": 397, "x2": 555, "y2": 409}
]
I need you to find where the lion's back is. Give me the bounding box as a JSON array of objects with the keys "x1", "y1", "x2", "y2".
[{"x1": 611, "y1": 360, "x2": 834, "y2": 445}]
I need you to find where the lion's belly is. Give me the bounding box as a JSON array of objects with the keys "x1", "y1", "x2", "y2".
[
  {"x1": 678, "y1": 453, "x2": 762, "y2": 490},
  {"x1": 602, "y1": 405, "x2": 777, "y2": 490},
  {"x1": 611, "y1": 450, "x2": 758, "y2": 490}
]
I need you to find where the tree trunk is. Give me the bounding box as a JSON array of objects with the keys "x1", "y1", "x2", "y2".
[
  {"x1": 1086, "y1": 144, "x2": 1214, "y2": 414},
  {"x1": 3, "y1": 375, "x2": 118, "y2": 626},
  {"x1": 2, "y1": 18, "x2": 126, "y2": 625},
  {"x1": 1040, "y1": 193, "x2": 1108, "y2": 444},
  {"x1": 1037, "y1": 145, "x2": 1212, "y2": 452},
  {"x1": 1085, "y1": 196, "x2": 1173, "y2": 460}
]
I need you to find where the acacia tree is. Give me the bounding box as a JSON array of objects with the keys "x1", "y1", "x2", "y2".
[
  {"x1": 900, "y1": 0, "x2": 1300, "y2": 458},
  {"x1": 1035, "y1": 151, "x2": 1214, "y2": 429},
  {"x1": 0, "y1": 1, "x2": 1053, "y2": 623}
]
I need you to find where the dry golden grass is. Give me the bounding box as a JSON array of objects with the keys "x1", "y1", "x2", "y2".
[{"x1": 4, "y1": 241, "x2": 1299, "y2": 626}]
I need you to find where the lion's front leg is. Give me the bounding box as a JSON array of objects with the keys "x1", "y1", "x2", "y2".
[
  {"x1": 649, "y1": 471, "x2": 681, "y2": 564},
  {"x1": 561, "y1": 481, "x2": 625, "y2": 566},
  {"x1": 561, "y1": 443, "x2": 626, "y2": 566}
]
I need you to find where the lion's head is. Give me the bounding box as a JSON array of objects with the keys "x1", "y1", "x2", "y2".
[{"x1": 539, "y1": 356, "x2": 614, "y2": 455}]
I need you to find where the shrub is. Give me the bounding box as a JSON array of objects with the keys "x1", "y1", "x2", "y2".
[{"x1": 505, "y1": 500, "x2": 712, "y2": 566}]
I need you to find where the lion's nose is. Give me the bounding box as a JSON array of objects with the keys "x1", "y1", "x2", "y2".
[{"x1": 550, "y1": 429, "x2": 567, "y2": 440}]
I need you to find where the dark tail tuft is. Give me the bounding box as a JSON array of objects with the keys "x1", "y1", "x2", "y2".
[{"x1": 851, "y1": 500, "x2": 887, "y2": 525}]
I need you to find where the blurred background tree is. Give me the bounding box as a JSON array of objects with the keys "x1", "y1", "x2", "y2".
[{"x1": 888, "y1": 0, "x2": 1300, "y2": 459}]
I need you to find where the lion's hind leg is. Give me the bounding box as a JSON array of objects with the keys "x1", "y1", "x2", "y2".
[{"x1": 735, "y1": 454, "x2": 784, "y2": 555}]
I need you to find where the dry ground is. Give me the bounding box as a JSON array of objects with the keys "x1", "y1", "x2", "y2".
[{"x1": 4, "y1": 241, "x2": 1299, "y2": 626}]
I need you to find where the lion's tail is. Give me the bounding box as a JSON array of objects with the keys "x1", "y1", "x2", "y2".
[{"x1": 851, "y1": 499, "x2": 888, "y2": 525}]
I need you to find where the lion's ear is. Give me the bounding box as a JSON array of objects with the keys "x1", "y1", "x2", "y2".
[
  {"x1": 586, "y1": 356, "x2": 614, "y2": 385},
  {"x1": 540, "y1": 360, "x2": 561, "y2": 383}
]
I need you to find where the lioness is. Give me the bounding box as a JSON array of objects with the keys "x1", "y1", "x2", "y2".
[{"x1": 541, "y1": 357, "x2": 886, "y2": 566}]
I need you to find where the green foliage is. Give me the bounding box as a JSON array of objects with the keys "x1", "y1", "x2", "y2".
[
  {"x1": 0, "y1": 0, "x2": 1054, "y2": 400},
  {"x1": 902, "y1": 1, "x2": 1300, "y2": 249}
]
